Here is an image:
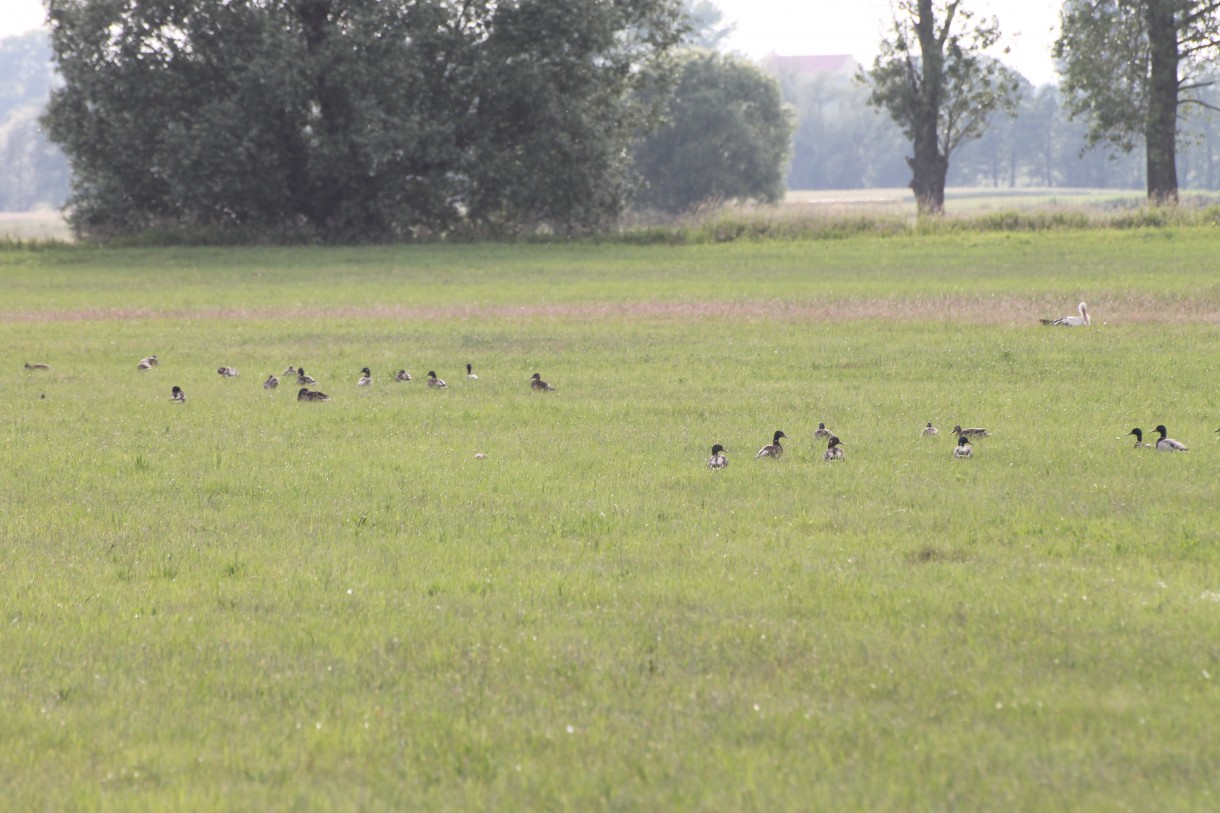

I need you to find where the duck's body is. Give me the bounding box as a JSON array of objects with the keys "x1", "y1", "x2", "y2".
[
  {"x1": 297, "y1": 368, "x2": 316, "y2": 386},
  {"x1": 466, "y1": 363, "x2": 478, "y2": 380},
  {"x1": 1040, "y1": 302, "x2": 1091, "y2": 327},
  {"x1": 263, "y1": 374, "x2": 279, "y2": 390},
  {"x1": 298, "y1": 387, "x2": 329, "y2": 402},
  {"x1": 922, "y1": 422, "x2": 939, "y2": 437},
  {"x1": 708, "y1": 444, "x2": 728, "y2": 470},
  {"x1": 24, "y1": 362, "x2": 50, "y2": 371},
  {"x1": 1153, "y1": 424, "x2": 1188, "y2": 452},
  {"x1": 1127, "y1": 428, "x2": 1153, "y2": 449},
  {"x1": 218, "y1": 366, "x2": 239, "y2": 378},
  {"x1": 358, "y1": 367, "x2": 372, "y2": 387},
  {"x1": 530, "y1": 372, "x2": 555, "y2": 391},
  {"x1": 426, "y1": 371, "x2": 447, "y2": 388},
  {"x1": 394, "y1": 369, "x2": 411, "y2": 382},
  {"x1": 953, "y1": 436, "x2": 973, "y2": 458},
  {"x1": 755, "y1": 430, "x2": 786, "y2": 460},
  {"x1": 823, "y1": 436, "x2": 845, "y2": 461},
  {"x1": 282, "y1": 365, "x2": 297, "y2": 377},
  {"x1": 952, "y1": 425, "x2": 989, "y2": 439},
  {"x1": 139, "y1": 355, "x2": 158, "y2": 368},
  {"x1": 813, "y1": 422, "x2": 832, "y2": 440},
  {"x1": 170, "y1": 385, "x2": 185, "y2": 404}
]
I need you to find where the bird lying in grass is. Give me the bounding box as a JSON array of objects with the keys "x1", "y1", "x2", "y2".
[
  {"x1": 298, "y1": 387, "x2": 329, "y2": 402},
  {"x1": 952, "y1": 425, "x2": 989, "y2": 438},
  {"x1": 1040, "y1": 302, "x2": 1090, "y2": 326},
  {"x1": 1126, "y1": 428, "x2": 1153, "y2": 449},
  {"x1": 707, "y1": 444, "x2": 728, "y2": 470},
  {"x1": 823, "y1": 436, "x2": 845, "y2": 461},
  {"x1": 427, "y1": 371, "x2": 447, "y2": 388},
  {"x1": 953, "y1": 436, "x2": 973, "y2": 458},
  {"x1": 170, "y1": 385, "x2": 185, "y2": 403},
  {"x1": 922, "y1": 422, "x2": 939, "y2": 437},
  {"x1": 755, "y1": 430, "x2": 786, "y2": 460},
  {"x1": 530, "y1": 372, "x2": 555, "y2": 391},
  {"x1": 1152, "y1": 425, "x2": 1187, "y2": 452},
  {"x1": 217, "y1": 366, "x2": 239, "y2": 378}
]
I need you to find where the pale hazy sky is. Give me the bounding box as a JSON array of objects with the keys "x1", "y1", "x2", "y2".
[{"x1": 0, "y1": 0, "x2": 1062, "y2": 85}]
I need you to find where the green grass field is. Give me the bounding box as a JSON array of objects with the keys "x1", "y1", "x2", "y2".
[{"x1": 3, "y1": 229, "x2": 1219, "y2": 811}]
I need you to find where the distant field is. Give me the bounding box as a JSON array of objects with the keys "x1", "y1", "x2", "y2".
[
  {"x1": 0, "y1": 209, "x2": 72, "y2": 241},
  {"x1": 2, "y1": 230, "x2": 1219, "y2": 810}
]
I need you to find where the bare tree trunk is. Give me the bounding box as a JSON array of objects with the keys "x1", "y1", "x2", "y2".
[
  {"x1": 1144, "y1": 0, "x2": 1179, "y2": 205},
  {"x1": 908, "y1": 0, "x2": 950, "y2": 216}
]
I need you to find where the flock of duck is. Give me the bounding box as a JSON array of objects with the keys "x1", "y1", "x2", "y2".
[{"x1": 707, "y1": 421, "x2": 992, "y2": 468}]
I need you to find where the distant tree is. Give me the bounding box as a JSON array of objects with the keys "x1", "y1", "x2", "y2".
[
  {"x1": 42, "y1": 0, "x2": 685, "y2": 240},
  {"x1": 1054, "y1": 0, "x2": 1220, "y2": 205},
  {"x1": 863, "y1": 0, "x2": 1019, "y2": 214},
  {"x1": 0, "y1": 31, "x2": 69, "y2": 211},
  {"x1": 683, "y1": 0, "x2": 734, "y2": 49},
  {"x1": 632, "y1": 51, "x2": 793, "y2": 212}
]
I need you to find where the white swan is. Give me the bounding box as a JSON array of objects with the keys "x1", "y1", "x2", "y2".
[{"x1": 1040, "y1": 302, "x2": 1090, "y2": 327}]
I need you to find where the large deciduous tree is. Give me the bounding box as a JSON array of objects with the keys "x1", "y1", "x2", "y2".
[
  {"x1": 632, "y1": 51, "x2": 793, "y2": 213},
  {"x1": 41, "y1": 0, "x2": 685, "y2": 240},
  {"x1": 863, "y1": 0, "x2": 1018, "y2": 215},
  {"x1": 1054, "y1": 0, "x2": 1220, "y2": 205}
]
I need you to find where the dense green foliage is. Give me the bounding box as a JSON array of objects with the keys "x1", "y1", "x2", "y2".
[
  {"x1": 865, "y1": 0, "x2": 1020, "y2": 215},
  {"x1": 632, "y1": 51, "x2": 794, "y2": 212},
  {"x1": 2, "y1": 232, "x2": 1220, "y2": 809},
  {"x1": 1055, "y1": 0, "x2": 1220, "y2": 204},
  {"x1": 41, "y1": 0, "x2": 685, "y2": 240}
]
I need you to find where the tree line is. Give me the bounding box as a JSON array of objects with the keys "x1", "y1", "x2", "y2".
[{"x1": 3, "y1": 1, "x2": 1219, "y2": 236}]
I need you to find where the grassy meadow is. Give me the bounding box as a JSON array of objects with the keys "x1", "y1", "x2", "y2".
[{"x1": 2, "y1": 228, "x2": 1220, "y2": 810}]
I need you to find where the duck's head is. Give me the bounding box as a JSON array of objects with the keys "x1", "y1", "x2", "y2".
[
  {"x1": 361, "y1": 367, "x2": 371, "y2": 376},
  {"x1": 827, "y1": 436, "x2": 842, "y2": 448},
  {"x1": 926, "y1": 422, "x2": 934, "y2": 428},
  {"x1": 773, "y1": 430, "x2": 786, "y2": 442},
  {"x1": 531, "y1": 372, "x2": 542, "y2": 380},
  {"x1": 1153, "y1": 424, "x2": 1168, "y2": 438},
  {"x1": 817, "y1": 422, "x2": 826, "y2": 430},
  {"x1": 298, "y1": 387, "x2": 310, "y2": 396},
  {"x1": 1128, "y1": 428, "x2": 1143, "y2": 441},
  {"x1": 711, "y1": 444, "x2": 725, "y2": 455},
  {"x1": 172, "y1": 386, "x2": 182, "y2": 394},
  {"x1": 957, "y1": 436, "x2": 971, "y2": 446},
  {"x1": 427, "y1": 371, "x2": 438, "y2": 378},
  {"x1": 467, "y1": 363, "x2": 473, "y2": 373}
]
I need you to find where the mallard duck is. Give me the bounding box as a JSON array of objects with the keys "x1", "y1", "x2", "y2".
[
  {"x1": 394, "y1": 369, "x2": 411, "y2": 382},
  {"x1": 466, "y1": 363, "x2": 478, "y2": 380},
  {"x1": 952, "y1": 425, "x2": 989, "y2": 438},
  {"x1": 298, "y1": 387, "x2": 329, "y2": 402},
  {"x1": 282, "y1": 365, "x2": 298, "y2": 377},
  {"x1": 263, "y1": 374, "x2": 279, "y2": 390},
  {"x1": 953, "y1": 436, "x2": 973, "y2": 458},
  {"x1": 823, "y1": 436, "x2": 845, "y2": 461},
  {"x1": 426, "y1": 371, "x2": 447, "y2": 388},
  {"x1": 24, "y1": 362, "x2": 50, "y2": 371},
  {"x1": 813, "y1": 422, "x2": 832, "y2": 440},
  {"x1": 170, "y1": 385, "x2": 185, "y2": 403},
  {"x1": 755, "y1": 430, "x2": 786, "y2": 459},
  {"x1": 708, "y1": 443, "x2": 728, "y2": 469},
  {"x1": 358, "y1": 367, "x2": 372, "y2": 387},
  {"x1": 217, "y1": 366, "x2": 239, "y2": 378},
  {"x1": 530, "y1": 372, "x2": 556, "y2": 391},
  {"x1": 297, "y1": 368, "x2": 316, "y2": 386},
  {"x1": 139, "y1": 355, "x2": 159, "y2": 368},
  {"x1": 1040, "y1": 302, "x2": 1090, "y2": 327},
  {"x1": 922, "y1": 422, "x2": 939, "y2": 437},
  {"x1": 1126, "y1": 428, "x2": 1153, "y2": 449},
  {"x1": 1152, "y1": 424, "x2": 1188, "y2": 452}
]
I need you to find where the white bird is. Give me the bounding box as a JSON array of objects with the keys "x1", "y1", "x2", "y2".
[
  {"x1": 953, "y1": 436, "x2": 973, "y2": 458},
  {"x1": 1152, "y1": 424, "x2": 1188, "y2": 452},
  {"x1": 1040, "y1": 302, "x2": 1090, "y2": 327}
]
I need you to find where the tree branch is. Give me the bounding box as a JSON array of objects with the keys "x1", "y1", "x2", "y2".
[{"x1": 1179, "y1": 97, "x2": 1220, "y2": 113}]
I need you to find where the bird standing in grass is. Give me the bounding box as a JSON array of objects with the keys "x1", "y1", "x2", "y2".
[
  {"x1": 358, "y1": 367, "x2": 372, "y2": 387},
  {"x1": 530, "y1": 372, "x2": 556, "y2": 391},
  {"x1": 823, "y1": 436, "x2": 845, "y2": 461},
  {"x1": 922, "y1": 422, "x2": 939, "y2": 437},
  {"x1": 263, "y1": 375, "x2": 279, "y2": 390},
  {"x1": 427, "y1": 371, "x2": 447, "y2": 388},
  {"x1": 466, "y1": 363, "x2": 478, "y2": 380},
  {"x1": 298, "y1": 387, "x2": 329, "y2": 402},
  {"x1": 708, "y1": 444, "x2": 728, "y2": 470},
  {"x1": 170, "y1": 385, "x2": 185, "y2": 404},
  {"x1": 953, "y1": 436, "x2": 973, "y2": 458},
  {"x1": 756, "y1": 430, "x2": 786, "y2": 459},
  {"x1": 952, "y1": 425, "x2": 989, "y2": 439},
  {"x1": 1040, "y1": 302, "x2": 1090, "y2": 326},
  {"x1": 1152, "y1": 425, "x2": 1188, "y2": 452},
  {"x1": 1127, "y1": 428, "x2": 1153, "y2": 449}
]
